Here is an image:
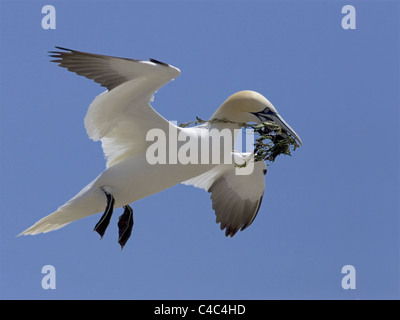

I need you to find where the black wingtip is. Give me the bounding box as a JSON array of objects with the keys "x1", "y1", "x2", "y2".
[
  {"x1": 149, "y1": 58, "x2": 170, "y2": 67},
  {"x1": 225, "y1": 227, "x2": 239, "y2": 237},
  {"x1": 47, "y1": 47, "x2": 74, "y2": 57},
  {"x1": 54, "y1": 46, "x2": 73, "y2": 52},
  {"x1": 48, "y1": 47, "x2": 75, "y2": 62}
]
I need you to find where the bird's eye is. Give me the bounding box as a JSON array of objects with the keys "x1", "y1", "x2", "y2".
[{"x1": 264, "y1": 107, "x2": 270, "y2": 114}]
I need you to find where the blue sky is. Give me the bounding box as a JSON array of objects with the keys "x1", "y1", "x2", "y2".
[{"x1": 0, "y1": 0, "x2": 399, "y2": 299}]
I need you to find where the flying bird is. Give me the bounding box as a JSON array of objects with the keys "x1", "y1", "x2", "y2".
[{"x1": 19, "y1": 47, "x2": 302, "y2": 248}]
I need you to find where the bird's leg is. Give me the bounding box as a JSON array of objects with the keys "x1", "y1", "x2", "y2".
[
  {"x1": 93, "y1": 189, "x2": 115, "y2": 238},
  {"x1": 118, "y1": 205, "x2": 134, "y2": 250}
]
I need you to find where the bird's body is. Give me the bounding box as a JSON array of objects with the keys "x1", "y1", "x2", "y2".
[
  {"x1": 26, "y1": 155, "x2": 212, "y2": 234},
  {"x1": 20, "y1": 47, "x2": 301, "y2": 244}
]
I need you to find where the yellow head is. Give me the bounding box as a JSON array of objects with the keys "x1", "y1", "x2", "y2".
[{"x1": 211, "y1": 90, "x2": 302, "y2": 145}]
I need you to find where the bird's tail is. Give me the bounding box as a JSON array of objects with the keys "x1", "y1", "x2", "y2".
[
  {"x1": 18, "y1": 209, "x2": 74, "y2": 236},
  {"x1": 18, "y1": 174, "x2": 108, "y2": 236},
  {"x1": 18, "y1": 197, "x2": 105, "y2": 236}
]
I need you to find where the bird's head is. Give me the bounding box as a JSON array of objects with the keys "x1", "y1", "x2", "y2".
[{"x1": 211, "y1": 90, "x2": 302, "y2": 145}]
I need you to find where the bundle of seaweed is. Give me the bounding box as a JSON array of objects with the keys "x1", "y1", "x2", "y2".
[{"x1": 179, "y1": 117, "x2": 300, "y2": 165}]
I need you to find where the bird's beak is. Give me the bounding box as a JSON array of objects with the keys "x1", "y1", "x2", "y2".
[
  {"x1": 271, "y1": 113, "x2": 302, "y2": 146},
  {"x1": 254, "y1": 111, "x2": 302, "y2": 146}
]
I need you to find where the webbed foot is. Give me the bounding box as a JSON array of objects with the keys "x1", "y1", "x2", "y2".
[
  {"x1": 118, "y1": 205, "x2": 134, "y2": 250},
  {"x1": 94, "y1": 190, "x2": 115, "y2": 238}
]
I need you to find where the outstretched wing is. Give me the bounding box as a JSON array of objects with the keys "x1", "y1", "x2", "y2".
[
  {"x1": 50, "y1": 47, "x2": 181, "y2": 167},
  {"x1": 183, "y1": 155, "x2": 266, "y2": 237}
]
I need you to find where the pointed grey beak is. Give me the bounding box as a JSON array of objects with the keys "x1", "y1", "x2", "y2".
[
  {"x1": 270, "y1": 113, "x2": 302, "y2": 146},
  {"x1": 253, "y1": 111, "x2": 302, "y2": 146}
]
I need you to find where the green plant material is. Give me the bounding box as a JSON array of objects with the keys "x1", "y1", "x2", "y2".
[
  {"x1": 252, "y1": 121, "x2": 300, "y2": 163},
  {"x1": 178, "y1": 116, "x2": 244, "y2": 128},
  {"x1": 178, "y1": 117, "x2": 300, "y2": 165}
]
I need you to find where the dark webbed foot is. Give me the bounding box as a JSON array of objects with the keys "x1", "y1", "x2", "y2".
[
  {"x1": 94, "y1": 190, "x2": 115, "y2": 238},
  {"x1": 118, "y1": 205, "x2": 134, "y2": 250}
]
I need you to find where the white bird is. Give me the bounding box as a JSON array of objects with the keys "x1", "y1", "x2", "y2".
[{"x1": 19, "y1": 47, "x2": 302, "y2": 248}]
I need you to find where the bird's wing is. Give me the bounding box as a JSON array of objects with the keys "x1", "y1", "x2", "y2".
[
  {"x1": 50, "y1": 47, "x2": 181, "y2": 168},
  {"x1": 183, "y1": 155, "x2": 266, "y2": 237}
]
